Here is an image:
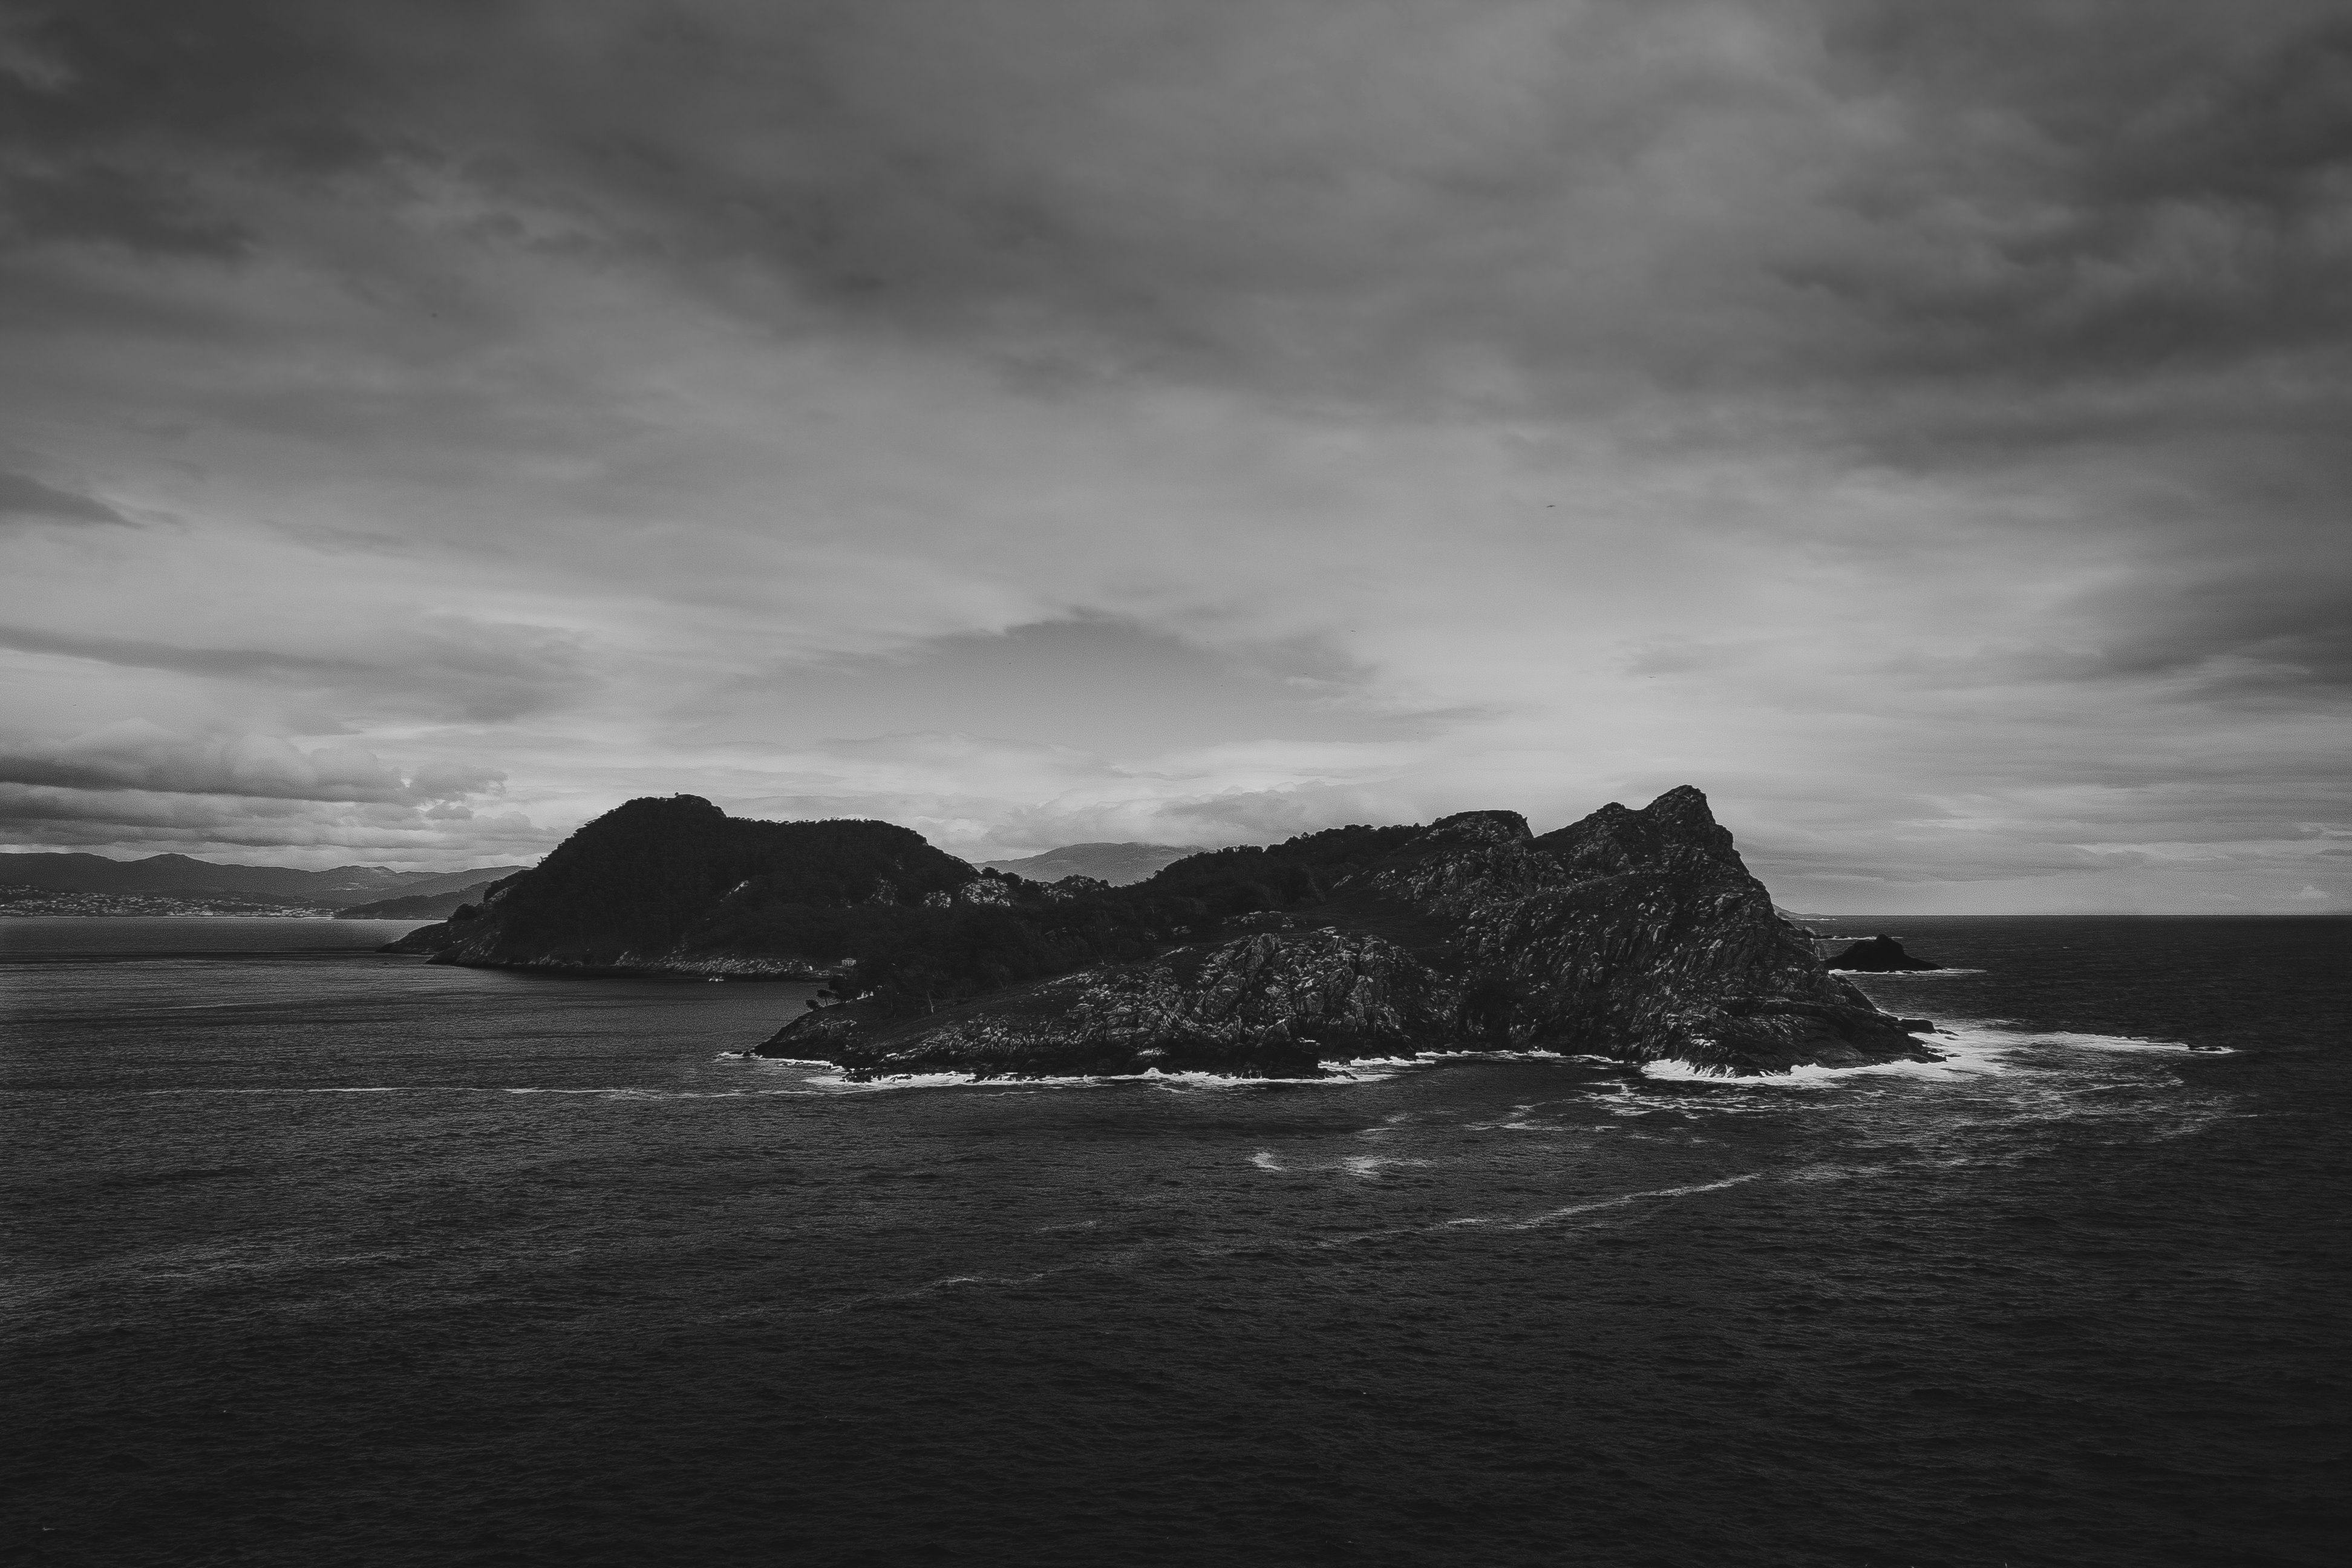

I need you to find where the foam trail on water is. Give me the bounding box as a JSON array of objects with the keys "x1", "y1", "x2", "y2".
[
  {"x1": 1339, "y1": 1155, "x2": 1433, "y2": 1177},
  {"x1": 791, "y1": 1064, "x2": 1394, "y2": 1093},
  {"x1": 2020, "y1": 1029, "x2": 2219, "y2": 1053},
  {"x1": 1638, "y1": 1021, "x2": 2220, "y2": 1086},
  {"x1": 1444, "y1": 1172, "x2": 1765, "y2": 1230},
  {"x1": 1639, "y1": 1043, "x2": 2007, "y2": 1086}
]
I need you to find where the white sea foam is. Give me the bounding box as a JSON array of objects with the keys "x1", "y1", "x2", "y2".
[
  {"x1": 2020, "y1": 1030, "x2": 2216, "y2": 1054},
  {"x1": 1637, "y1": 1021, "x2": 2219, "y2": 1087},
  {"x1": 788, "y1": 1062, "x2": 1406, "y2": 1093},
  {"x1": 799, "y1": 1070, "x2": 1011, "y2": 1093},
  {"x1": 1339, "y1": 1155, "x2": 1433, "y2": 1177},
  {"x1": 822, "y1": 1267, "x2": 1056, "y2": 1313},
  {"x1": 1639, "y1": 1047, "x2": 2000, "y2": 1086},
  {"x1": 720, "y1": 1024, "x2": 2214, "y2": 1100},
  {"x1": 732, "y1": 1046, "x2": 1607, "y2": 1094},
  {"x1": 1375, "y1": 1053, "x2": 1603, "y2": 1067},
  {"x1": 1444, "y1": 1171, "x2": 1764, "y2": 1229},
  {"x1": 1462, "y1": 1101, "x2": 1578, "y2": 1132},
  {"x1": 1249, "y1": 1149, "x2": 1433, "y2": 1177}
]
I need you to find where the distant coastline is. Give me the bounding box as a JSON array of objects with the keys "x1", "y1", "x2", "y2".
[
  {"x1": 0, "y1": 855, "x2": 526, "y2": 920},
  {"x1": 0, "y1": 889, "x2": 338, "y2": 918}
]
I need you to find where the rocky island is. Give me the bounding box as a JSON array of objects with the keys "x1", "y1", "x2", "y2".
[
  {"x1": 1820, "y1": 935, "x2": 1945, "y2": 972},
  {"x1": 390, "y1": 786, "x2": 1939, "y2": 1078}
]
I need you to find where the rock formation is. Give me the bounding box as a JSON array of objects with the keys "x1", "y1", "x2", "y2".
[
  {"x1": 761, "y1": 786, "x2": 1939, "y2": 1078},
  {"x1": 1820, "y1": 935, "x2": 1944, "y2": 972}
]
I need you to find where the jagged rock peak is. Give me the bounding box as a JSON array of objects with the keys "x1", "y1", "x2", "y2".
[
  {"x1": 1414, "y1": 810, "x2": 1534, "y2": 847},
  {"x1": 1534, "y1": 785, "x2": 1742, "y2": 879},
  {"x1": 1638, "y1": 784, "x2": 1717, "y2": 825}
]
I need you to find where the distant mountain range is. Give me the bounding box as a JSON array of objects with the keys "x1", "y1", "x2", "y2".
[
  {"x1": 0, "y1": 852, "x2": 529, "y2": 912},
  {"x1": 973, "y1": 842, "x2": 1208, "y2": 887}
]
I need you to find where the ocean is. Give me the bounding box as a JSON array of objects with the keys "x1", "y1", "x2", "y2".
[{"x1": 4, "y1": 915, "x2": 2345, "y2": 1567}]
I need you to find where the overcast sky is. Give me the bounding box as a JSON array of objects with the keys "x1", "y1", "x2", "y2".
[{"x1": 2, "y1": 0, "x2": 2345, "y2": 911}]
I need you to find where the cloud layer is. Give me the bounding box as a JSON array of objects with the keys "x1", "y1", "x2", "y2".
[{"x1": 0, "y1": 1, "x2": 2344, "y2": 904}]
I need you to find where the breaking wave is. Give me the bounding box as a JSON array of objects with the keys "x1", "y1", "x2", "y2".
[{"x1": 1637, "y1": 1021, "x2": 2220, "y2": 1086}]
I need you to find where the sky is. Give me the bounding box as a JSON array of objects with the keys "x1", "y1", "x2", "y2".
[{"x1": 1, "y1": 0, "x2": 2346, "y2": 912}]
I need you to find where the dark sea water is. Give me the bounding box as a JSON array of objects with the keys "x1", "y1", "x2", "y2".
[{"x1": 5, "y1": 915, "x2": 2348, "y2": 1567}]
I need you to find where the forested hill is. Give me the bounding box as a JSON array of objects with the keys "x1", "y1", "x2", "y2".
[{"x1": 390, "y1": 795, "x2": 977, "y2": 975}]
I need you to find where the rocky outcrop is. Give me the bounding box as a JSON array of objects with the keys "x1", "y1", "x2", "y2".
[
  {"x1": 1821, "y1": 935, "x2": 1944, "y2": 972},
  {"x1": 380, "y1": 919, "x2": 465, "y2": 955},
  {"x1": 780, "y1": 929, "x2": 1445, "y2": 1079},
  {"x1": 760, "y1": 786, "x2": 1939, "y2": 1077}
]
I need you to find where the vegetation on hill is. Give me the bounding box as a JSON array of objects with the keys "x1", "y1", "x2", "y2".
[{"x1": 432, "y1": 795, "x2": 969, "y2": 965}]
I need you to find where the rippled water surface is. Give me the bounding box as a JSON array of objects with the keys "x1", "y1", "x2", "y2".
[{"x1": 5, "y1": 915, "x2": 2347, "y2": 1566}]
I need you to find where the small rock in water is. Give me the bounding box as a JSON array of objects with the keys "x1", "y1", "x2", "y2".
[{"x1": 1824, "y1": 935, "x2": 1942, "y2": 972}]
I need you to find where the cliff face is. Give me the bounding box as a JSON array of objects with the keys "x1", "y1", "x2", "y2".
[
  {"x1": 761, "y1": 786, "x2": 1936, "y2": 1077},
  {"x1": 780, "y1": 929, "x2": 1451, "y2": 1079}
]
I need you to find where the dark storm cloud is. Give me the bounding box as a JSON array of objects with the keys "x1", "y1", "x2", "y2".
[
  {"x1": 0, "y1": 716, "x2": 538, "y2": 861},
  {"x1": 1, "y1": 163, "x2": 249, "y2": 256},
  {"x1": 0, "y1": 723, "x2": 496, "y2": 803},
  {"x1": 10, "y1": 0, "x2": 2346, "y2": 407},
  {"x1": 0, "y1": 468, "x2": 129, "y2": 526},
  {"x1": 0, "y1": 620, "x2": 593, "y2": 723},
  {"x1": 584, "y1": 1, "x2": 2352, "y2": 401},
  {"x1": 1791, "y1": 2, "x2": 2352, "y2": 377},
  {"x1": 0, "y1": 0, "x2": 394, "y2": 174},
  {"x1": 0, "y1": 781, "x2": 557, "y2": 860}
]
